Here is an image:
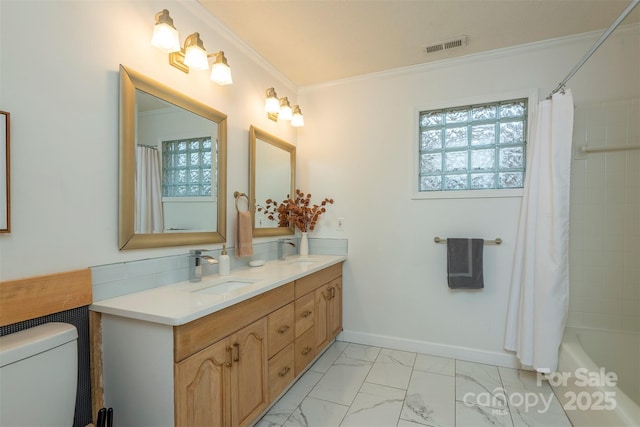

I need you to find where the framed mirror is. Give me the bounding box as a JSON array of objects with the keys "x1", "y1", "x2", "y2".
[
  {"x1": 249, "y1": 126, "x2": 295, "y2": 237},
  {"x1": 0, "y1": 111, "x2": 9, "y2": 233},
  {"x1": 119, "y1": 65, "x2": 227, "y2": 249}
]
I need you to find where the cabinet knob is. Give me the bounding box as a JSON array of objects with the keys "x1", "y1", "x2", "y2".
[
  {"x1": 278, "y1": 324, "x2": 290, "y2": 334},
  {"x1": 278, "y1": 366, "x2": 291, "y2": 377},
  {"x1": 302, "y1": 346, "x2": 312, "y2": 356},
  {"x1": 301, "y1": 310, "x2": 312, "y2": 318}
]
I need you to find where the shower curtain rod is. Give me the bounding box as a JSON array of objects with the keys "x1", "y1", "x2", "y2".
[{"x1": 548, "y1": 0, "x2": 639, "y2": 98}]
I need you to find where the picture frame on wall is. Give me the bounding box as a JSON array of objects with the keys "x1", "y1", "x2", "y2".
[{"x1": 1, "y1": 111, "x2": 10, "y2": 233}]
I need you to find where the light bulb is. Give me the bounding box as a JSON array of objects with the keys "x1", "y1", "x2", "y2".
[
  {"x1": 279, "y1": 97, "x2": 292, "y2": 121},
  {"x1": 291, "y1": 105, "x2": 304, "y2": 127},
  {"x1": 265, "y1": 88, "x2": 280, "y2": 113},
  {"x1": 210, "y1": 52, "x2": 232, "y2": 85},
  {"x1": 183, "y1": 33, "x2": 208, "y2": 70},
  {"x1": 151, "y1": 10, "x2": 180, "y2": 53}
]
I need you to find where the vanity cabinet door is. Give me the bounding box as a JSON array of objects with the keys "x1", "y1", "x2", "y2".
[
  {"x1": 314, "y1": 277, "x2": 343, "y2": 351},
  {"x1": 327, "y1": 277, "x2": 342, "y2": 339},
  {"x1": 314, "y1": 284, "x2": 330, "y2": 350},
  {"x1": 231, "y1": 317, "x2": 269, "y2": 427},
  {"x1": 175, "y1": 338, "x2": 232, "y2": 427},
  {"x1": 175, "y1": 318, "x2": 268, "y2": 427}
]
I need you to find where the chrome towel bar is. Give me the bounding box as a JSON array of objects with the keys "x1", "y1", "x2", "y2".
[
  {"x1": 581, "y1": 144, "x2": 640, "y2": 153},
  {"x1": 434, "y1": 236, "x2": 502, "y2": 245}
]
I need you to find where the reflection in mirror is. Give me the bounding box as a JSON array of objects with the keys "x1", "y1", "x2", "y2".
[
  {"x1": 249, "y1": 126, "x2": 295, "y2": 237},
  {"x1": 136, "y1": 91, "x2": 217, "y2": 233},
  {"x1": 119, "y1": 65, "x2": 227, "y2": 250}
]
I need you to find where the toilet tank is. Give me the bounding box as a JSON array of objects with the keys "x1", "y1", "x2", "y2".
[{"x1": 0, "y1": 322, "x2": 78, "y2": 427}]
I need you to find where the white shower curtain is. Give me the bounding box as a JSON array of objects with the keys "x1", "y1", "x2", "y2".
[
  {"x1": 504, "y1": 89, "x2": 574, "y2": 373},
  {"x1": 135, "y1": 146, "x2": 164, "y2": 233}
]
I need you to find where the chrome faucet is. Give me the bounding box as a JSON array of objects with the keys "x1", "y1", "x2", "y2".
[
  {"x1": 189, "y1": 249, "x2": 218, "y2": 282},
  {"x1": 277, "y1": 238, "x2": 296, "y2": 260}
]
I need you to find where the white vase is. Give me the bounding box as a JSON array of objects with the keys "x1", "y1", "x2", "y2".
[{"x1": 299, "y1": 232, "x2": 309, "y2": 257}]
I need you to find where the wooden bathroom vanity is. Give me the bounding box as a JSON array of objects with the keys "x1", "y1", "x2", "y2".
[{"x1": 91, "y1": 256, "x2": 344, "y2": 427}]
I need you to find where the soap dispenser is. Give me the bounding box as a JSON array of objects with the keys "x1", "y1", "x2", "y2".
[{"x1": 219, "y1": 245, "x2": 230, "y2": 276}]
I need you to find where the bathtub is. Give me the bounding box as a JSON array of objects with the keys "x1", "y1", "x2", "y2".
[{"x1": 552, "y1": 327, "x2": 640, "y2": 426}]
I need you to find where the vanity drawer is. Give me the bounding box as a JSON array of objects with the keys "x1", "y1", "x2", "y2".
[
  {"x1": 294, "y1": 326, "x2": 316, "y2": 376},
  {"x1": 268, "y1": 343, "x2": 294, "y2": 402},
  {"x1": 294, "y1": 292, "x2": 314, "y2": 338},
  {"x1": 174, "y1": 282, "x2": 294, "y2": 362},
  {"x1": 267, "y1": 303, "x2": 294, "y2": 358},
  {"x1": 295, "y1": 263, "x2": 342, "y2": 298}
]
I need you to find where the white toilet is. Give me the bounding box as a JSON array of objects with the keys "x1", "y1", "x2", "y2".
[{"x1": 0, "y1": 322, "x2": 78, "y2": 426}]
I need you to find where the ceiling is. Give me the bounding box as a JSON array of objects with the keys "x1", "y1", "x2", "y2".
[{"x1": 197, "y1": 0, "x2": 640, "y2": 87}]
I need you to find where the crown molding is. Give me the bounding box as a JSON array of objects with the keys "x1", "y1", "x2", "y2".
[
  {"x1": 300, "y1": 23, "x2": 640, "y2": 93},
  {"x1": 182, "y1": 0, "x2": 297, "y2": 93}
]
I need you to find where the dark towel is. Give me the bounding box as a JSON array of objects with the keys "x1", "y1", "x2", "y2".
[{"x1": 447, "y1": 238, "x2": 484, "y2": 289}]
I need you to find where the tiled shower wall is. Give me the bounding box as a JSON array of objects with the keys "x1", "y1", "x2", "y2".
[{"x1": 568, "y1": 98, "x2": 640, "y2": 332}]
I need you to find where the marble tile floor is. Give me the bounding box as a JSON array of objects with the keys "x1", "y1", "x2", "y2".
[{"x1": 255, "y1": 341, "x2": 573, "y2": 427}]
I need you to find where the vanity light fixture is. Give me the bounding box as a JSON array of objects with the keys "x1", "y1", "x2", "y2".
[
  {"x1": 181, "y1": 32, "x2": 208, "y2": 70},
  {"x1": 279, "y1": 97, "x2": 293, "y2": 121},
  {"x1": 265, "y1": 88, "x2": 280, "y2": 114},
  {"x1": 264, "y1": 88, "x2": 304, "y2": 127},
  {"x1": 291, "y1": 105, "x2": 305, "y2": 127},
  {"x1": 151, "y1": 9, "x2": 180, "y2": 53},
  {"x1": 210, "y1": 51, "x2": 233, "y2": 85},
  {"x1": 152, "y1": 10, "x2": 233, "y2": 85}
]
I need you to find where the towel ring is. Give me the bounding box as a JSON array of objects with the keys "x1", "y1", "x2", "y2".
[{"x1": 234, "y1": 191, "x2": 250, "y2": 212}]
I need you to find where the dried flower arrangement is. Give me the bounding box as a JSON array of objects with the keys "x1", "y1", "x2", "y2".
[
  {"x1": 257, "y1": 189, "x2": 334, "y2": 232},
  {"x1": 257, "y1": 199, "x2": 290, "y2": 228}
]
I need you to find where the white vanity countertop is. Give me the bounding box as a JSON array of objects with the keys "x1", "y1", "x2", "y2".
[{"x1": 89, "y1": 255, "x2": 346, "y2": 326}]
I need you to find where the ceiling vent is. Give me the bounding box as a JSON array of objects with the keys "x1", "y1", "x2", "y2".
[{"x1": 424, "y1": 36, "x2": 468, "y2": 54}]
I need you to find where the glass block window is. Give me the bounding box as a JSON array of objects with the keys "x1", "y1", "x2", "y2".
[
  {"x1": 162, "y1": 137, "x2": 216, "y2": 197},
  {"x1": 418, "y1": 99, "x2": 527, "y2": 192}
]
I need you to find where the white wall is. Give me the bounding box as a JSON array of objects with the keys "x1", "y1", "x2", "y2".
[
  {"x1": 297, "y1": 26, "x2": 639, "y2": 365},
  {"x1": 0, "y1": 0, "x2": 298, "y2": 280}
]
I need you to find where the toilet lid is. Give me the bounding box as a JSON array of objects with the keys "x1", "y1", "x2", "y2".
[{"x1": 0, "y1": 322, "x2": 77, "y2": 367}]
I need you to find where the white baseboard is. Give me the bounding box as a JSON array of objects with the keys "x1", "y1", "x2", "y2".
[{"x1": 338, "y1": 329, "x2": 521, "y2": 369}]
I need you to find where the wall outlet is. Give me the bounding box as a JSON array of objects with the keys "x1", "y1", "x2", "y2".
[{"x1": 337, "y1": 217, "x2": 344, "y2": 231}]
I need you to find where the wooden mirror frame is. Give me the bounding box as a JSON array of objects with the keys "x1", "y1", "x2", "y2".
[
  {"x1": 249, "y1": 126, "x2": 295, "y2": 237},
  {"x1": 0, "y1": 111, "x2": 9, "y2": 233},
  {"x1": 118, "y1": 65, "x2": 227, "y2": 249}
]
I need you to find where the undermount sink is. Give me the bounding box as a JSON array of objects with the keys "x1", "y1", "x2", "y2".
[
  {"x1": 288, "y1": 258, "x2": 317, "y2": 267},
  {"x1": 189, "y1": 278, "x2": 258, "y2": 295}
]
